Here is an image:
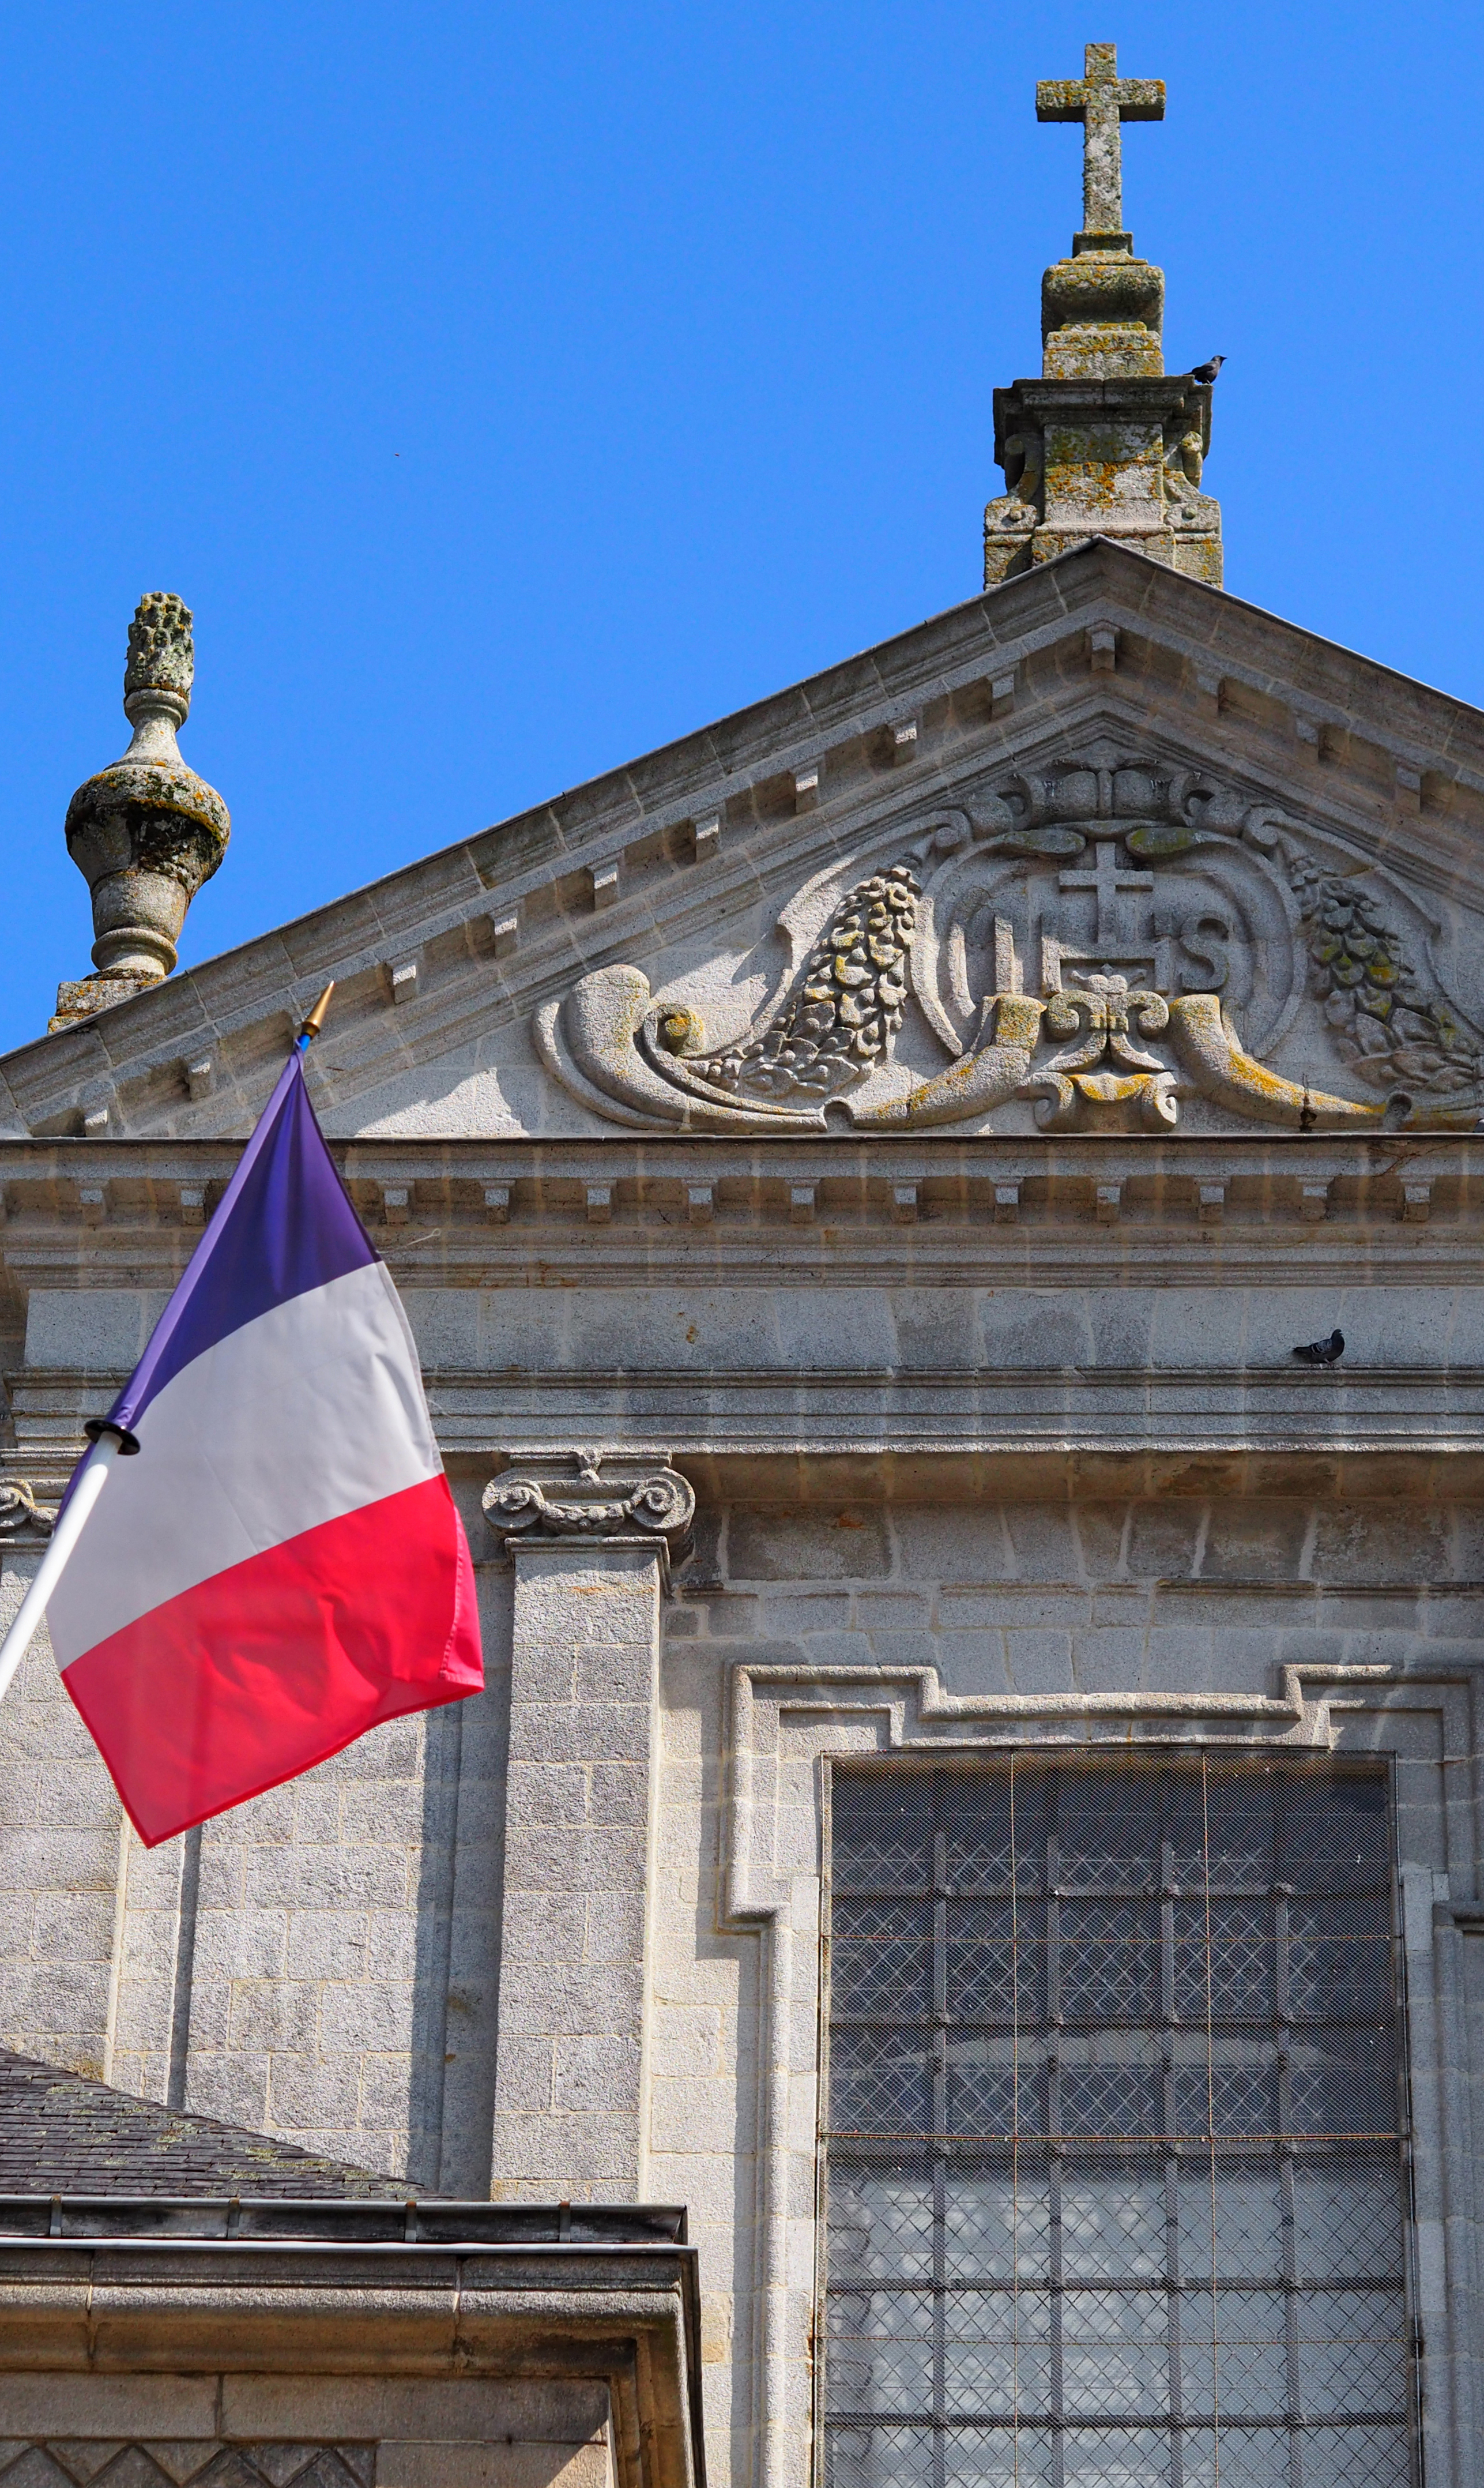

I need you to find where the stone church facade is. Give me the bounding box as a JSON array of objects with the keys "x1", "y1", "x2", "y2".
[{"x1": 0, "y1": 44, "x2": 1479, "y2": 2488}]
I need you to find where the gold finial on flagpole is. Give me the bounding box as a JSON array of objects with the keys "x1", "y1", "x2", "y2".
[{"x1": 299, "y1": 982, "x2": 336, "y2": 1043}]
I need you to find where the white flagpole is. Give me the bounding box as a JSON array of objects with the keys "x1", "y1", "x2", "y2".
[{"x1": 0, "y1": 1434, "x2": 123, "y2": 1705}]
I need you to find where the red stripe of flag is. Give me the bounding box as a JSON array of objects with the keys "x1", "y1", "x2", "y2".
[{"x1": 63, "y1": 1474, "x2": 482, "y2": 1846}]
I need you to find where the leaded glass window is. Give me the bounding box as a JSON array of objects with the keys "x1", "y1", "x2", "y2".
[{"x1": 822, "y1": 1760, "x2": 1413, "y2": 2488}]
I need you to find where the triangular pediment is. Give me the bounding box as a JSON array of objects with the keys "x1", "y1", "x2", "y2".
[{"x1": 7, "y1": 538, "x2": 1484, "y2": 1146}]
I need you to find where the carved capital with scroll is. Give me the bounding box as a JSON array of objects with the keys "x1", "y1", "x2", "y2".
[
  {"x1": 0, "y1": 1479, "x2": 55, "y2": 1540},
  {"x1": 483, "y1": 1452, "x2": 695, "y2": 1564}
]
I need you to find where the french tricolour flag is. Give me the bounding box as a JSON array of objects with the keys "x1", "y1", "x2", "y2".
[{"x1": 43, "y1": 1047, "x2": 483, "y2": 1846}]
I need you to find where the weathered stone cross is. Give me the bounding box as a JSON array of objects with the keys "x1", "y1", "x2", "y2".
[
  {"x1": 1037, "y1": 42, "x2": 1165, "y2": 238},
  {"x1": 1059, "y1": 837, "x2": 1153, "y2": 949}
]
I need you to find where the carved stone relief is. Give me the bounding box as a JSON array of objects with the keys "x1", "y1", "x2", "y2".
[
  {"x1": 1287, "y1": 848, "x2": 1481, "y2": 1097},
  {"x1": 537, "y1": 749, "x2": 1483, "y2": 1134},
  {"x1": 0, "y1": 2449, "x2": 375, "y2": 2488},
  {"x1": 0, "y1": 1479, "x2": 54, "y2": 1539},
  {"x1": 484, "y1": 1452, "x2": 695, "y2": 1555},
  {"x1": 661, "y1": 862, "x2": 918, "y2": 1106}
]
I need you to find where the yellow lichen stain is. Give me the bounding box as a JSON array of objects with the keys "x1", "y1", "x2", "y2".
[
  {"x1": 656, "y1": 1006, "x2": 705, "y2": 1056},
  {"x1": 1166, "y1": 994, "x2": 1383, "y2": 1127}
]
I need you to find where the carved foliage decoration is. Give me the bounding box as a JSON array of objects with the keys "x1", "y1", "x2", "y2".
[
  {"x1": 1025, "y1": 974, "x2": 1178, "y2": 1130},
  {"x1": 1287, "y1": 850, "x2": 1481, "y2": 1096},
  {"x1": 654, "y1": 860, "x2": 920, "y2": 1104},
  {"x1": 536, "y1": 753, "x2": 1483, "y2": 1134}
]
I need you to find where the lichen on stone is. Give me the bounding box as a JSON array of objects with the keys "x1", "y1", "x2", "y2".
[
  {"x1": 58, "y1": 589, "x2": 229, "y2": 994},
  {"x1": 1287, "y1": 851, "x2": 1481, "y2": 1096}
]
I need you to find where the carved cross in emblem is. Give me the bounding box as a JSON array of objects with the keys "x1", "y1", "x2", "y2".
[
  {"x1": 1036, "y1": 42, "x2": 1165, "y2": 237},
  {"x1": 1057, "y1": 839, "x2": 1154, "y2": 948}
]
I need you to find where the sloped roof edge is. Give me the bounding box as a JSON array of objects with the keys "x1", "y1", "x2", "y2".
[
  {"x1": 7, "y1": 537, "x2": 1484, "y2": 1114},
  {"x1": 0, "y1": 2046, "x2": 408, "y2": 2197}
]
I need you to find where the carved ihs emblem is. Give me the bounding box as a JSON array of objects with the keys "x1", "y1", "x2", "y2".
[
  {"x1": 537, "y1": 755, "x2": 1483, "y2": 1136},
  {"x1": 1031, "y1": 835, "x2": 1225, "y2": 996}
]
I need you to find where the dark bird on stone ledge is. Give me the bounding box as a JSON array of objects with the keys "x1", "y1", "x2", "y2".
[
  {"x1": 1190, "y1": 355, "x2": 1225, "y2": 384},
  {"x1": 1293, "y1": 1328, "x2": 1344, "y2": 1366}
]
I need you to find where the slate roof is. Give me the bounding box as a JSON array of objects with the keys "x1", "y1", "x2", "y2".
[{"x1": 0, "y1": 2050, "x2": 405, "y2": 2197}]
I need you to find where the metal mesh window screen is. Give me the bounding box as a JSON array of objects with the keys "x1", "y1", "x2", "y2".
[{"x1": 822, "y1": 1760, "x2": 1413, "y2": 2488}]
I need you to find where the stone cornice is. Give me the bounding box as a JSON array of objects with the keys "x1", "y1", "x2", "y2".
[
  {"x1": 16, "y1": 1367, "x2": 1484, "y2": 1485},
  {"x1": 9, "y1": 1437, "x2": 1484, "y2": 1518},
  {"x1": 0, "y1": 1132, "x2": 1480, "y2": 1294},
  {"x1": 0, "y1": 2234, "x2": 705, "y2": 2488},
  {"x1": 445, "y1": 1369, "x2": 1484, "y2": 1463}
]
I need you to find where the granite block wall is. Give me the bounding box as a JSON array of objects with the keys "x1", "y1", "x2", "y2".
[
  {"x1": 0, "y1": 1553, "x2": 121, "y2": 2081},
  {"x1": 4, "y1": 1476, "x2": 1481, "y2": 2488},
  {"x1": 676, "y1": 1492, "x2": 1484, "y2": 1698},
  {"x1": 0, "y1": 1490, "x2": 511, "y2": 2192},
  {"x1": 0, "y1": 2379, "x2": 615, "y2": 2488}
]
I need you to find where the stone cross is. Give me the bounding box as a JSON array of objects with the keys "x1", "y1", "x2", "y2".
[
  {"x1": 1059, "y1": 838, "x2": 1152, "y2": 948},
  {"x1": 1037, "y1": 42, "x2": 1165, "y2": 238}
]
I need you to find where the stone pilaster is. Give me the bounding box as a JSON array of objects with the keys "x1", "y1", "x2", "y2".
[{"x1": 483, "y1": 1454, "x2": 694, "y2": 2201}]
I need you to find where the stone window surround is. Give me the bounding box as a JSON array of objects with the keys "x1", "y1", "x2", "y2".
[{"x1": 717, "y1": 1655, "x2": 1481, "y2": 2488}]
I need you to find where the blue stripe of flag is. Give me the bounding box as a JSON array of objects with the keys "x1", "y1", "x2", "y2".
[{"x1": 107, "y1": 1053, "x2": 377, "y2": 1434}]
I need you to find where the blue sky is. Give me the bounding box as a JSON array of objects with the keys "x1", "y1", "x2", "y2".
[{"x1": 1, "y1": 1, "x2": 1478, "y2": 1054}]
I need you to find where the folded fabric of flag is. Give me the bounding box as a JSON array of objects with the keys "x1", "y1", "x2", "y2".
[{"x1": 44, "y1": 1047, "x2": 484, "y2": 1845}]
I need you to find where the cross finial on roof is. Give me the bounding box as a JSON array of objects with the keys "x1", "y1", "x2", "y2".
[{"x1": 1036, "y1": 42, "x2": 1165, "y2": 240}]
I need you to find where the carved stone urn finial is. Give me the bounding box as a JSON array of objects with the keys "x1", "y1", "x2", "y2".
[
  {"x1": 54, "y1": 592, "x2": 231, "y2": 1026},
  {"x1": 125, "y1": 589, "x2": 197, "y2": 708}
]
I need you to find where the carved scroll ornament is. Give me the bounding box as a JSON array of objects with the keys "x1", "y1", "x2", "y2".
[
  {"x1": 536, "y1": 760, "x2": 1482, "y2": 1134},
  {"x1": 484, "y1": 1461, "x2": 695, "y2": 1552},
  {"x1": 0, "y1": 1479, "x2": 55, "y2": 1538}
]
